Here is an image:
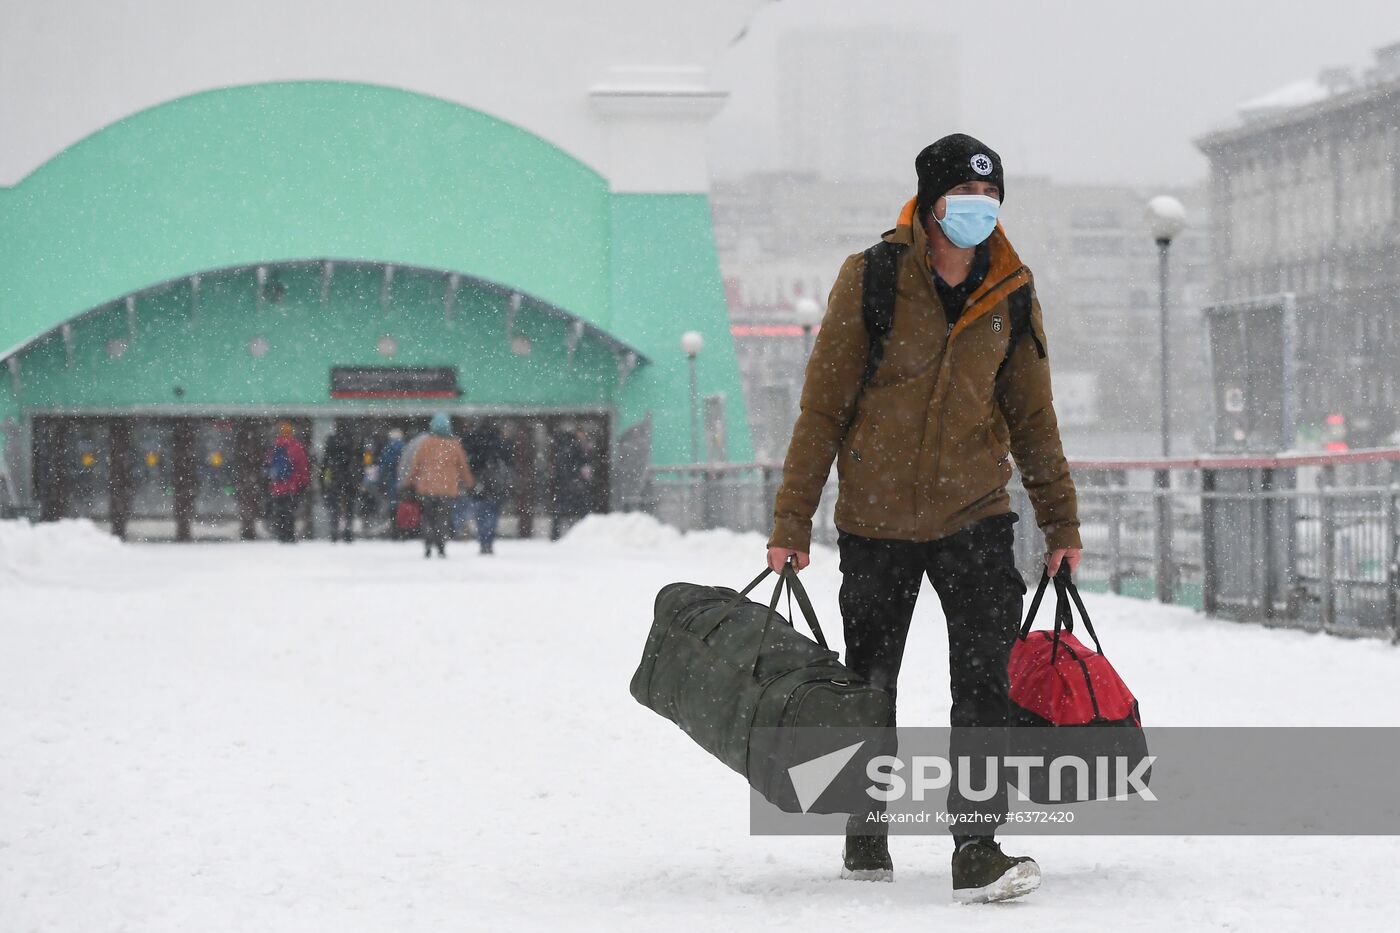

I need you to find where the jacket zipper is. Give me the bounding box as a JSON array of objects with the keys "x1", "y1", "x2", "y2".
[
  {"x1": 924, "y1": 264, "x2": 1028, "y2": 498},
  {"x1": 948, "y1": 265, "x2": 1029, "y2": 341}
]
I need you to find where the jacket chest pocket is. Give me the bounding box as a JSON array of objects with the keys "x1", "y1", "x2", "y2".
[{"x1": 958, "y1": 311, "x2": 1014, "y2": 386}]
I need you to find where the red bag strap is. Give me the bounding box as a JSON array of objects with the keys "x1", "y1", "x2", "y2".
[
  {"x1": 1019, "y1": 566, "x2": 1071, "y2": 638},
  {"x1": 1051, "y1": 565, "x2": 1105, "y2": 657},
  {"x1": 1018, "y1": 563, "x2": 1105, "y2": 663},
  {"x1": 1018, "y1": 567, "x2": 1053, "y2": 641}
]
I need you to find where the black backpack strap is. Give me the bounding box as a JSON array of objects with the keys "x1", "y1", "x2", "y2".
[
  {"x1": 860, "y1": 240, "x2": 907, "y2": 386},
  {"x1": 997, "y1": 283, "x2": 1046, "y2": 379}
]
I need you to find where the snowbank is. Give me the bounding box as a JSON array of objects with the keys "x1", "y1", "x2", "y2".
[
  {"x1": 557, "y1": 511, "x2": 682, "y2": 550},
  {"x1": 0, "y1": 519, "x2": 122, "y2": 580},
  {"x1": 559, "y1": 512, "x2": 837, "y2": 565}
]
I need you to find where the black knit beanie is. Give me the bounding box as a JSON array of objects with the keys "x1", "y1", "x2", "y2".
[{"x1": 915, "y1": 134, "x2": 1005, "y2": 221}]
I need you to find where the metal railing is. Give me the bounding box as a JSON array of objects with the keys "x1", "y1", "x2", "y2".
[{"x1": 638, "y1": 448, "x2": 1400, "y2": 641}]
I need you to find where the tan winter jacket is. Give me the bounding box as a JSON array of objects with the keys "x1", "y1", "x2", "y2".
[
  {"x1": 769, "y1": 198, "x2": 1081, "y2": 554},
  {"x1": 404, "y1": 435, "x2": 475, "y2": 498}
]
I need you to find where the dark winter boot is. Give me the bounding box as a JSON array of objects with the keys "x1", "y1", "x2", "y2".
[
  {"x1": 951, "y1": 837, "x2": 1040, "y2": 903},
  {"x1": 841, "y1": 813, "x2": 893, "y2": 882}
]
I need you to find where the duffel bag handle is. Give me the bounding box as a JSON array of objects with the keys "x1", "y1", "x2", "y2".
[
  {"x1": 693, "y1": 567, "x2": 776, "y2": 641},
  {"x1": 702, "y1": 563, "x2": 830, "y2": 652},
  {"x1": 746, "y1": 561, "x2": 830, "y2": 679},
  {"x1": 779, "y1": 562, "x2": 828, "y2": 649},
  {"x1": 1053, "y1": 567, "x2": 1104, "y2": 657},
  {"x1": 1018, "y1": 562, "x2": 1105, "y2": 662}
]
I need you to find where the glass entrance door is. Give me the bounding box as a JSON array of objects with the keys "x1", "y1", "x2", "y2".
[
  {"x1": 192, "y1": 420, "x2": 240, "y2": 536},
  {"x1": 66, "y1": 420, "x2": 111, "y2": 519},
  {"x1": 127, "y1": 421, "x2": 177, "y2": 532}
]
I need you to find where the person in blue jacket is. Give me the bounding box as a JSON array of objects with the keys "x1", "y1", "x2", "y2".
[{"x1": 376, "y1": 428, "x2": 406, "y2": 536}]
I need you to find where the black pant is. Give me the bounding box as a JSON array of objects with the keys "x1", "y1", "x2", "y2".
[
  {"x1": 838, "y1": 513, "x2": 1026, "y2": 837},
  {"x1": 420, "y1": 496, "x2": 453, "y2": 553},
  {"x1": 269, "y1": 493, "x2": 298, "y2": 543},
  {"x1": 326, "y1": 486, "x2": 357, "y2": 541}
]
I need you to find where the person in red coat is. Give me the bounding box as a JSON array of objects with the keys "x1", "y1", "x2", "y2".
[{"x1": 266, "y1": 423, "x2": 310, "y2": 542}]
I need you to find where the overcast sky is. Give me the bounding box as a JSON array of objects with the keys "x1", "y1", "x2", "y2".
[{"x1": 709, "y1": 0, "x2": 1400, "y2": 186}]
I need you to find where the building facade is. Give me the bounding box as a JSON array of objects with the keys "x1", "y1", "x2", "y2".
[
  {"x1": 1195, "y1": 44, "x2": 1400, "y2": 449},
  {"x1": 0, "y1": 1, "x2": 769, "y2": 537}
]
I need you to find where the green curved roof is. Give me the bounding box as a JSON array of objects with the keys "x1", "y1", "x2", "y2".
[{"x1": 0, "y1": 81, "x2": 613, "y2": 358}]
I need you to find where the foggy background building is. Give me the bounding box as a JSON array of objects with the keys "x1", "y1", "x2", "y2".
[
  {"x1": 1196, "y1": 43, "x2": 1400, "y2": 449},
  {"x1": 776, "y1": 26, "x2": 959, "y2": 184}
]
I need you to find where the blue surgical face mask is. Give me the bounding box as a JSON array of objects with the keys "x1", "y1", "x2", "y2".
[{"x1": 936, "y1": 194, "x2": 1000, "y2": 248}]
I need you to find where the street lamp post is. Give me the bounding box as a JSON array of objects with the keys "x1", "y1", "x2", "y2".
[
  {"x1": 1146, "y1": 195, "x2": 1186, "y2": 457},
  {"x1": 1145, "y1": 195, "x2": 1186, "y2": 605},
  {"x1": 680, "y1": 331, "x2": 704, "y2": 463},
  {"x1": 794, "y1": 296, "x2": 822, "y2": 360},
  {"x1": 680, "y1": 331, "x2": 705, "y2": 532}
]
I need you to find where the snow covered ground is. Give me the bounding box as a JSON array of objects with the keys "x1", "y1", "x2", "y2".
[{"x1": 3, "y1": 515, "x2": 1399, "y2": 932}]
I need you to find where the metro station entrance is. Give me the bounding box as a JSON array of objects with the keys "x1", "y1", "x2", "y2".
[{"x1": 30, "y1": 413, "x2": 611, "y2": 541}]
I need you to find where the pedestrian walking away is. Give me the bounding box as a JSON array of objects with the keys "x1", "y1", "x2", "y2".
[
  {"x1": 320, "y1": 421, "x2": 362, "y2": 543},
  {"x1": 766, "y1": 134, "x2": 1083, "y2": 903},
  {"x1": 377, "y1": 428, "x2": 407, "y2": 537},
  {"x1": 550, "y1": 424, "x2": 597, "y2": 541},
  {"x1": 402, "y1": 413, "x2": 475, "y2": 558},
  {"x1": 466, "y1": 424, "x2": 514, "y2": 555},
  {"x1": 265, "y1": 423, "x2": 311, "y2": 543}
]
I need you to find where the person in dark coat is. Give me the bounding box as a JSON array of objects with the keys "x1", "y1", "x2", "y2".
[
  {"x1": 320, "y1": 422, "x2": 361, "y2": 543},
  {"x1": 265, "y1": 423, "x2": 310, "y2": 543},
  {"x1": 465, "y1": 424, "x2": 514, "y2": 555},
  {"x1": 550, "y1": 425, "x2": 596, "y2": 541}
]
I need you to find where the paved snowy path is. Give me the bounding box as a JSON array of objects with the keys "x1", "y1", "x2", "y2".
[{"x1": 3, "y1": 517, "x2": 1398, "y2": 932}]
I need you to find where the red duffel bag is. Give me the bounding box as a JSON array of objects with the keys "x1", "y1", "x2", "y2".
[
  {"x1": 1007, "y1": 565, "x2": 1149, "y2": 803},
  {"x1": 395, "y1": 498, "x2": 422, "y2": 532}
]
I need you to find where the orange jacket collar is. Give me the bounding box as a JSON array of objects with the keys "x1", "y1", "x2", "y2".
[{"x1": 891, "y1": 196, "x2": 1029, "y2": 339}]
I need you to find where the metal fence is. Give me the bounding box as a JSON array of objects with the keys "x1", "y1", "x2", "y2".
[{"x1": 639, "y1": 449, "x2": 1400, "y2": 641}]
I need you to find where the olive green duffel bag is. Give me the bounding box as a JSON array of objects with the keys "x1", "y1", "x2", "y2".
[{"x1": 630, "y1": 565, "x2": 893, "y2": 814}]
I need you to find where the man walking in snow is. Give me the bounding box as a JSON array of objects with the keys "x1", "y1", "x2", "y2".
[{"x1": 766, "y1": 134, "x2": 1082, "y2": 903}]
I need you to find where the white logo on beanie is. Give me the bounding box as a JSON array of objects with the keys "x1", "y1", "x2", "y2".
[{"x1": 970, "y1": 153, "x2": 994, "y2": 176}]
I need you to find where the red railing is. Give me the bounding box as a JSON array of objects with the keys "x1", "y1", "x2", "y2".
[{"x1": 1067, "y1": 446, "x2": 1400, "y2": 472}]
